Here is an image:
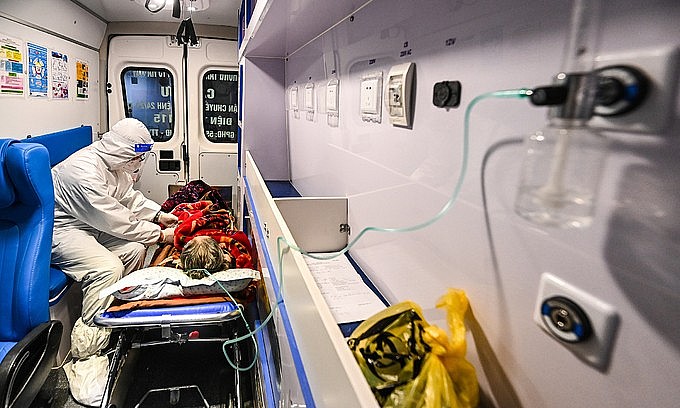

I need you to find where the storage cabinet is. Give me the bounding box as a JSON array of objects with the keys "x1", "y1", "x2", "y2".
[
  {"x1": 242, "y1": 152, "x2": 379, "y2": 407},
  {"x1": 238, "y1": 3, "x2": 383, "y2": 404}
]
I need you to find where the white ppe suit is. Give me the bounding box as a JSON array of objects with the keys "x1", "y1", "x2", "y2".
[
  {"x1": 52, "y1": 118, "x2": 162, "y2": 326},
  {"x1": 50, "y1": 118, "x2": 164, "y2": 405}
]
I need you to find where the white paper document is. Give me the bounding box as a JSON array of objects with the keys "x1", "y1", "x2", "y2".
[{"x1": 304, "y1": 253, "x2": 386, "y2": 324}]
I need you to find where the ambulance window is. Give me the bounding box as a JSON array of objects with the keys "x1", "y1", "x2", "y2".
[
  {"x1": 121, "y1": 67, "x2": 174, "y2": 142},
  {"x1": 202, "y1": 70, "x2": 238, "y2": 143}
]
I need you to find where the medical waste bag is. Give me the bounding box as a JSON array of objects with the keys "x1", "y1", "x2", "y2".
[{"x1": 348, "y1": 289, "x2": 479, "y2": 408}]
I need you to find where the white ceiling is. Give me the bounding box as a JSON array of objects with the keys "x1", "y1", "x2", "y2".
[{"x1": 73, "y1": 0, "x2": 240, "y2": 26}]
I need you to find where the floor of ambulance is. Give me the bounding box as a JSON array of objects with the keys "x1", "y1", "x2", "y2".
[{"x1": 32, "y1": 338, "x2": 254, "y2": 408}]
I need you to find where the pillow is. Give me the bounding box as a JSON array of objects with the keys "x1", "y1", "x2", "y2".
[{"x1": 99, "y1": 266, "x2": 260, "y2": 301}]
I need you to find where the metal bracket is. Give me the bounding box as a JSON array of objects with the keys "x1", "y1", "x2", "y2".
[{"x1": 167, "y1": 36, "x2": 201, "y2": 48}]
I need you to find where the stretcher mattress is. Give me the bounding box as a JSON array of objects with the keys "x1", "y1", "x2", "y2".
[{"x1": 94, "y1": 301, "x2": 240, "y2": 327}]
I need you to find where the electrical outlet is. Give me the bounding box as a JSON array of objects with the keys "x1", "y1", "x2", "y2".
[
  {"x1": 360, "y1": 72, "x2": 382, "y2": 123},
  {"x1": 290, "y1": 86, "x2": 298, "y2": 110},
  {"x1": 590, "y1": 45, "x2": 679, "y2": 134},
  {"x1": 534, "y1": 273, "x2": 619, "y2": 370}
]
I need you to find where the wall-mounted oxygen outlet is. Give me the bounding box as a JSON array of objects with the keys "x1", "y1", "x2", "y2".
[
  {"x1": 590, "y1": 45, "x2": 679, "y2": 134},
  {"x1": 385, "y1": 62, "x2": 415, "y2": 127},
  {"x1": 534, "y1": 273, "x2": 619, "y2": 370}
]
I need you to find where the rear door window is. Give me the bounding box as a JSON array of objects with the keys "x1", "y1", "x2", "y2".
[{"x1": 121, "y1": 67, "x2": 174, "y2": 142}]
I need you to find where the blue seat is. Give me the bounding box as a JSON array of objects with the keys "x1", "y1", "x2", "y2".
[
  {"x1": 25, "y1": 126, "x2": 92, "y2": 306},
  {"x1": 0, "y1": 140, "x2": 62, "y2": 407}
]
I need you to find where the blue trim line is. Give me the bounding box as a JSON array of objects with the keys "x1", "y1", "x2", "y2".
[
  {"x1": 245, "y1": 0, "x2": 253, "y2": 25},
  {"x1": 237, "y1": 126, "x2": 242, "y2": 175},
  {"x1": 338, "y1": 254, "x2": 390, "y2": 337},
  {"x1": 238, "y1": 65, "x2": 244, "y2": 122},
  {"x1": 265, "y1": 180, "x2": 301, "y2": 198},
  {"x1": 255, "y1": 319, "x2": 277, "y2": 407},
  {"x1": 244, "y1": 175, "x2": 316, "y2": 408},
  {"x1": 345, "y1": 253, "x2": 390, "y2": 306},
  {"x1": 237, "y1": 0, "x2": 244, "y2": 46}
]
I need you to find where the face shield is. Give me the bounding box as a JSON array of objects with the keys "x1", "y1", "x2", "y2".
[
  {"x1": 121, "y1": 143, "x2": 152, "y2": 182},
  {"x1": 97, "y1": 118, "x2": 154, "y2": 170}
]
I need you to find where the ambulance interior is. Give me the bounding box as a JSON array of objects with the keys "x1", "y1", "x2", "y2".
[{"x1": 0, "y1": 0, "x2": 679, "y2": 407}]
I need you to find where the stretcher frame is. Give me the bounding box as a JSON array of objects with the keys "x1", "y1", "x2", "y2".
[{"x1": 94, "y1": 301, "x2": 249, "y2": 408}]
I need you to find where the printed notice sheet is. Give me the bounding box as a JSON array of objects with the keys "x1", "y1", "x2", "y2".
[
  {"x1": 27, "y1": 42, "x2": 48, "y2": 97},
  {"x1": 304, "y1": 253, "x2": 386, "y2": 324},
  {"x1": 0, "y1": 34, "x2": 24, "y2": 95},
  {"x1": 76, "y1": 60, "x2": 88, "y2": 99},
  {"x1": 51, "y1": 50, "x2": 69, "y2": 99}
]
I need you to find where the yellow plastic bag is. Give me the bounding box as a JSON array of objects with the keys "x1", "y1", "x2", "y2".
[{"x1": 348, "y1": 289, "x2": 479, "y2": 408}]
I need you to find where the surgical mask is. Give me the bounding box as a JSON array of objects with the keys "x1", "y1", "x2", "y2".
[
  {"x1": 129, "y1": 167, "x2": 143, "y2": 183},
  {"x1": 121, "y1": 153, "x2": 146, "y2": 182}
]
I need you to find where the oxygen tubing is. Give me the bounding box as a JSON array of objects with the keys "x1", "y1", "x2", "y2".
[
  {"x1": 211, "y1": 87, "x2": 533, "y2": 369},
  {"x1": 285, "y1": 88, "x2": 533, "y2": 260}
]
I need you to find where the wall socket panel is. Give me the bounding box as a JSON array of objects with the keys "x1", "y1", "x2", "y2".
[
  {"x1": 590, "y1": 45, "x2": 679, "y2": 134},
  {"x1": 534, "y1": 273, "x2": 619, "y2": 371}
]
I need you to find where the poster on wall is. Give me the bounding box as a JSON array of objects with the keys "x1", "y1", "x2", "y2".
[
  {"x1": 76, "y1": 59, "x2": 89, "y2": 99},
  {"x1": 0, "y1": 33, "x2": 24, "y2": 95},
  {"x1": 51, "y1": 50, "x2": 69, "y2": 99},
  {"x1": 27, "y1": 42, "x2": 48, "y2": 97}
]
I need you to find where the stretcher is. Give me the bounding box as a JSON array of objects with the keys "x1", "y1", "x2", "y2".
[{"x1": 94, "y1": 299, "x2": 254, "y2": 407}]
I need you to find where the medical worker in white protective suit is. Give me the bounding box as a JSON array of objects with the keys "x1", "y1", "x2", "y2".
[{"x1": 51, "y1": 118, "x2": 178, "y2": 406}]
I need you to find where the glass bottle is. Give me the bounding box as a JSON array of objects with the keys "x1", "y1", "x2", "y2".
[{"x1": 515, "y1": 118, "x2": 608, "y2": 228}]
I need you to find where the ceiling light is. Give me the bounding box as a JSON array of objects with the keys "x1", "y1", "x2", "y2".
[
  {"x1": 143, "y1": 0, "x2": 167, "y2": 13},
  {"x1": 186, "y1": 0, "x2": 209, "y2": 12}
]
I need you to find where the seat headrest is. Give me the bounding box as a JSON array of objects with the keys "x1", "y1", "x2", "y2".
[{"x1": 0, "y1": 139, "x2": 18, "y2": 208}]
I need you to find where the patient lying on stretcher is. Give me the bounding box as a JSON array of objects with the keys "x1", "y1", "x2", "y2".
[
  {"x1": 180, "y1": 235, "x2": 228, "y2": 279},
  {"x1": 99, "y1": 188, "x2": 258, "y2": 308},
  {"x1": 152, "y1": 199, "x2": 254, "y2": 271}
]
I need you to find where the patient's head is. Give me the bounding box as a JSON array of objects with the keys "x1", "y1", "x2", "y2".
[{"x1": 180, "y1": 236, "x2": 226, "y2": 279}]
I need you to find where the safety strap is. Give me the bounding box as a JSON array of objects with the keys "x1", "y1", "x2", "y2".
[{"x1": 176, "y1": 17, "x2": 198, "y2": 46}]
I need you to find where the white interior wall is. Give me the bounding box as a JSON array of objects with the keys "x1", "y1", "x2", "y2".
[
  {"x1": 241, "y1": 57, "x2": 288, "y2": 178},
  {"x1": 283, "y1": 0, "x2": 680, "y2": 406},
  {"x1": 0, "y1": 0, "x2": 104, "y2": 138}
]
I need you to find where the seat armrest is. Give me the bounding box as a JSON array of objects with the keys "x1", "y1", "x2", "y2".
[{"x1": 0, "y1": 321, "x2": 63, "y2": 408}]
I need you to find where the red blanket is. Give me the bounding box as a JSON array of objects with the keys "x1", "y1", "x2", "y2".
[{"x1": 169, "y1": 201, "x2": 254, "y2": 269}]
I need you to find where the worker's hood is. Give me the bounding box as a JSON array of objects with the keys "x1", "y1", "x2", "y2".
[{"x1": 92, "y1": 118, "x2": 153, "y2": 170}]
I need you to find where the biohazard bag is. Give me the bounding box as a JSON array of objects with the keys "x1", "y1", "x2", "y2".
[{"x1": 348, "y1": 289, "x2": 479, "y2": 408}]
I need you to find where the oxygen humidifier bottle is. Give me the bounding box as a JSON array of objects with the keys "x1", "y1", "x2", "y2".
[
  {"x1": 514, "y1": 117, "x2": 608, "y2": 228},
  {"x1": 515, "y1": 0, "x2": 607, "y2": 228}
]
